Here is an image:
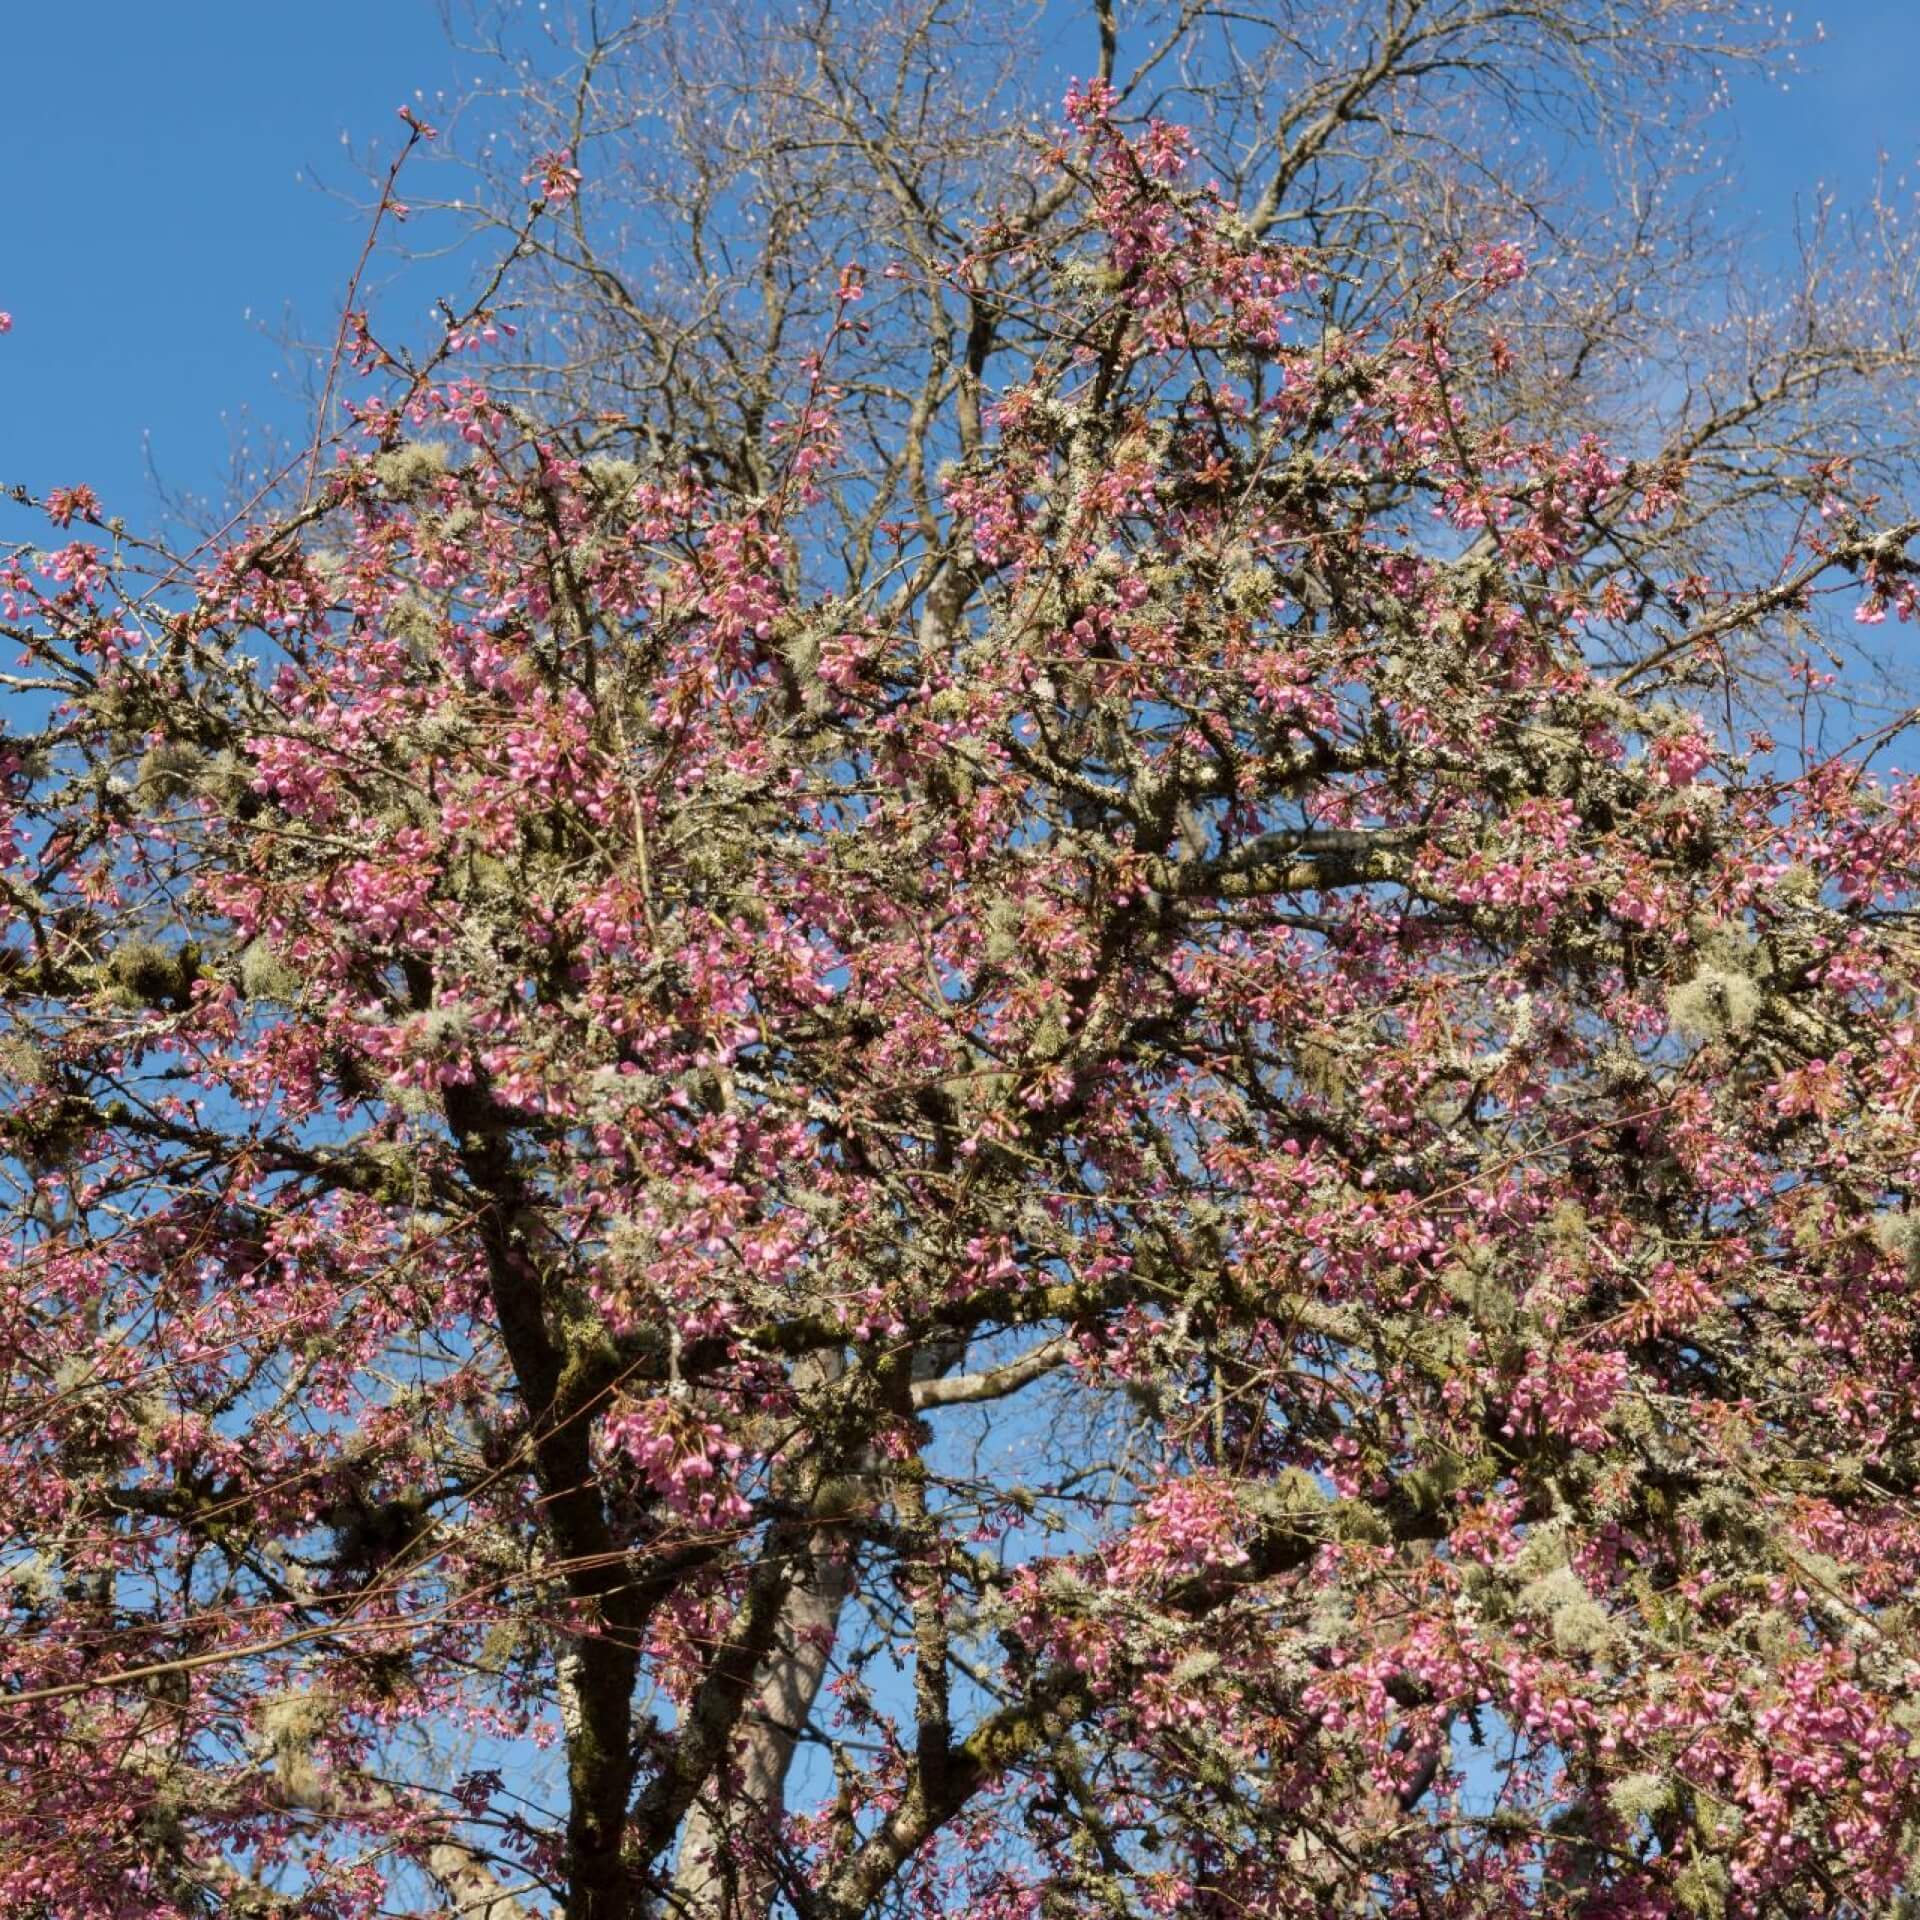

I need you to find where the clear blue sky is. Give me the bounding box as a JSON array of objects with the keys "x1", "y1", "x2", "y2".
[
  {"x1": 1, "y1": 3, "x2": 1917, "y2": 525},
  {"x1": 0, "y1": 1, "x2": 456, "y2": 525},
  {"x1": 1729, "y1": 2, "x2": 1920, "y2": 221}
]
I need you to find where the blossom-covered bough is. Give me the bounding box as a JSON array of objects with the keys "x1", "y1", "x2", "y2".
[{"x1": 10, "y1": 76, "x2": 1920, "y2": 1920}]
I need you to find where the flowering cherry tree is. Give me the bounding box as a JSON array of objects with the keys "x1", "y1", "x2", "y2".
[{"x1": 11, "y1": 76, "x2": 1920, "y2": 1920}]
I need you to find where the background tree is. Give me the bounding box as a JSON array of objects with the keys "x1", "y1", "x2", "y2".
[
  {"x1": 406, "y1": 0, "x2": 1920, "y2": 713},
  {"x1": 11, "y1": 8, "x2": 1920, "y2": 1920}
]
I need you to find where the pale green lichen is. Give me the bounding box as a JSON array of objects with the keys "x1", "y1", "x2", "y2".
[
  {"x1": 5, "y1": 1552, "x2": 56, "y2": 1604},
  {"x1": 1608, "y1": 1770, "x2": 1674, "y2": 1823},
  {"x1": 0, "y1": 1036, "x2": 50, "y2": 1088},
  {"x1": 1224, "y1": 562, "x2": 1277, "y2": 615},
  {"x1": 1518, "y1": 1562, "x2": 1617, "y2": 1657},
  {"x1": 105, "y1": 938, "x2": 199, "y2": 1010},
  {"x1": 1169, "y1": 1649, "x2": 1223, "y2": 1686},
  {"x1": 1666, "y1": 965, "x2": 1761, "y2": 1042},
  {"x1": 582, "y1": 456, "x2": 640, "y2": 504},
  {"x1": 982, "y1": 898, "x2": 1025, "y2": 967},
  {"x1": 372, "y1": 440, "x2": 449, "y2": 499},
  {"x1": 134, "y1": 741, "x2": 206, "y2": 808},
  {"x1": 417, "y1": 1004, "x2": 472, "y2": 1047},
  {"x1": 1673, "y1": 1854, "x2": 1732, "y2": 1917},
  {"x1": 1873, "y1": 1213, "x2": 1920, "y2": 1284},
  {"x1": 385, "y1": 596, "x2": 440, "y2": 649},
  {"x1": 1511, "y1": 1520, "x2": 1570, "y2": 1583},
  {"x1": 194, "y1": 750, "x2": 258, "y2": 813},
  {"x1": 259, "y1": 1684, "x2": 328, "y2": 1746},
  {"x1": 238, "y1": 939, "x2": 300, "y2": 1004}
]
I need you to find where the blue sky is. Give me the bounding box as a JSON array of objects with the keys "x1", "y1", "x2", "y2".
[
  {"x1": 1, "y1": 4, "x2": 1917, "y2": 529},
  {"x1": 1731, "y1": 1, "x2": 1920, "y2": 217},
  {"x1": 0, "y1": 2, "x2": 455, "y2": 525}
]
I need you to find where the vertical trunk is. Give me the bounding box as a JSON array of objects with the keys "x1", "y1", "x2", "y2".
[
  {"x1": 668, "y1": 1528, "x2": 853, "y2": 1918},
  {"x1": 560, "y1": 1641, "x2": 644, "y2": 1920},
  {"x1": 666, "y1": 1341, "x2": 963, "y2": 1917},
  {"x1": 446, "y1": 1076, "x2": 646, "y2": 1920}
]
